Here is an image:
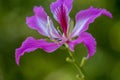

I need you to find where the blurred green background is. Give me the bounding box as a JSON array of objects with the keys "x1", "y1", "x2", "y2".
[{"x1": 0, "y1": 0, "x2": 120, "y2": 80}]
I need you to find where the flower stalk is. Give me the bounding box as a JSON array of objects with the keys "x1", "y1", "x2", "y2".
[{"x1": 65, "y1": 44, "x2": 86, "y2": 80}]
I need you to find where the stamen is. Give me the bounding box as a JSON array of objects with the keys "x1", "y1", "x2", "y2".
[
  {"x1": 47, "y1": 16, "x2": 62, "y2": 43},
  {"x1": 57, "y1": 26, "x2": 62, "y2": 35},
  {"x1": 67, "y1": 19, "x2": 74, "y2": 38},
  {"x1": 54, "y1": 38, "x2": 62, "y2": 42},
  {"x1": 47, "y1": 16, "x2": 54, "y2": 40}
]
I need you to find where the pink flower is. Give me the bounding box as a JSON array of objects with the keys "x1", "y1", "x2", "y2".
[{"x1": 15, "y1": 0, "x2": 112, "y2": 65}]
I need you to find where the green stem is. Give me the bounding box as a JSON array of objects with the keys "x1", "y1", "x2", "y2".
[{"x1": 65, "y1": 44, "x2": 86, "y2": 80}]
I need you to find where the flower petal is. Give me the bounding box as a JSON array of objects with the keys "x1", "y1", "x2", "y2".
[
  {"x1": 50, "y1": 0, "x2": 73, "y2": 35},
  {"x1": 26, "y1": 6, "x2": 60, "y2": 38},
  {"x1": 68, "y1": 32, "x2": 96, "y2": 58},
  {"x1": 15, "y1": 37, "x2": 62, "y2": 65},
  {"x1": 71, "y1": 7, "x2": 112, "y2": 37}
]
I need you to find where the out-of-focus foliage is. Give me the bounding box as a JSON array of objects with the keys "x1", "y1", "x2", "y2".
[{"x1": 0, "y1": 0, "x2": 120, "y2": 80}]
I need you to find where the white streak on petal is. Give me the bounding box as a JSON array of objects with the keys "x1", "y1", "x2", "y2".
[
  {"x1": 71, "y1": 19, "x2": 88, "y2": 37},
  {"x1": 36, "y1": 17, "x2": 48, "y2": 36}
]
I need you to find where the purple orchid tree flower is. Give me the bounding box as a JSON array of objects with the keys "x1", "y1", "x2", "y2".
[{"x1": 15, "y1": 0, "x2": 112, "y2": 65}]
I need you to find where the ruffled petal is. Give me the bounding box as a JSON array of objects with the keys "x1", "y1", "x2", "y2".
[
  {"x1": 15, "y1": 37, "x2": 62, "y2": 65},
  {"x1": 68, "y1": 32, "x2": 96, "y2": 58},
  {"x1": 26, "y1": 6, "x2": 60, "y2": 38},
  {"x1": 71, "y1": 7, "x2": 112, "y2": 37},
  {"x1": 50, "y1": 0, "x2": 73, "y2": 36}
]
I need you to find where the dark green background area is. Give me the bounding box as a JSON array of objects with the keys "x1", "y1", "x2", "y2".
[{"x1": 0, "y1": 0, "x2": 120, "y2": 80}]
